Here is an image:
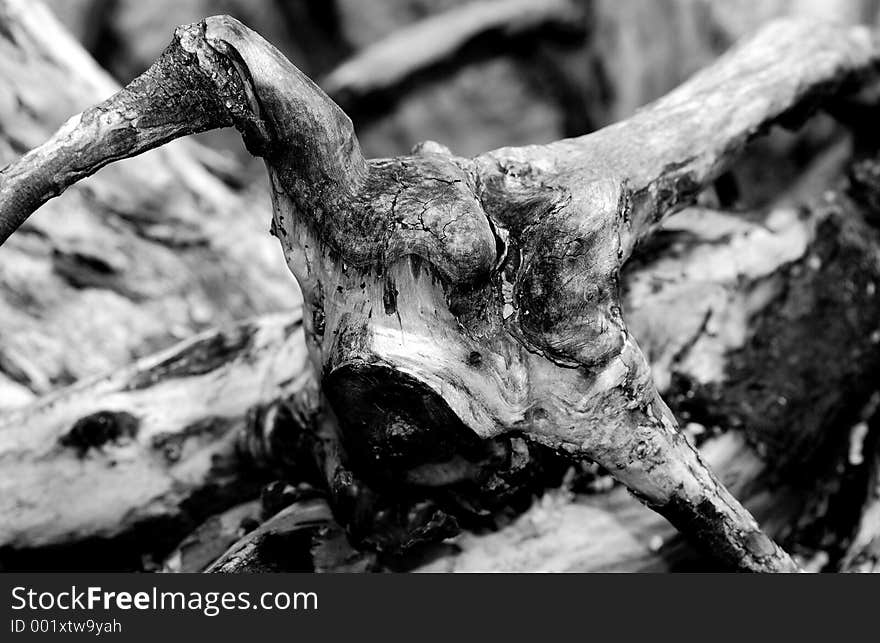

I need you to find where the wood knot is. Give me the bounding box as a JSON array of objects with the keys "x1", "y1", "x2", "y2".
[
  {"x1": 59, "y1": 411, "x2": 140, "y2": 456},
  {"x1": 744, "y1": 530, "x2": 777, "y2": 558}
]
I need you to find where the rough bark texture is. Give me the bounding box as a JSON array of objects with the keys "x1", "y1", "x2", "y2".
[
  {"x1": 413, "y1": 166, "x2": 880, "y2": 571},
  {"x1": 0, "y1": 311, "x2": 316, "y2": 570},
  {"x1": 3, "y1": 7, "x2": 880, "y2": 571}
]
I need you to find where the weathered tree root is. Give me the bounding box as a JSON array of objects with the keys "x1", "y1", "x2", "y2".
[
  {"x1": 3, "y1": 14, "x2": 880, "y2": 571},
  {"x1": 5, "y1": 155, "x2": 880, "y2": 571}
]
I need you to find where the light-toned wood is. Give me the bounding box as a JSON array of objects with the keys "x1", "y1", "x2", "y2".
[{"x1": 0, "y1": 311, "x2": 315, "y2": 550}]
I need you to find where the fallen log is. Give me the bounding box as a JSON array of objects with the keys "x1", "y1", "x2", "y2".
[{"x1": 0, "y1": 311, "x2": 315, "y2": 570}]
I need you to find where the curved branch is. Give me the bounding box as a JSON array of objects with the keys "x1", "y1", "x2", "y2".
[
  {"x1": 478, "y1": 19, "x2": 880, "y2": 256},
  {"x1": 0, "y1": 15, "x2": 365, "y2": 246},
  {"x1": 204, "y1": 17, "x2": 367, "y2": 194}
]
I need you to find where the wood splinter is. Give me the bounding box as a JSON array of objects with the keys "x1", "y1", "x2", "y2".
[{"x1": 3, "y1": 13, "x2": 880, "y2": 571}]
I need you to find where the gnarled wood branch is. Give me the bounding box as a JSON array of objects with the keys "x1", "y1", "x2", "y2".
[
  {"x1": 6, "y1": 148, "x2": 880, "y2": 572},
  {"x1": 416, "y1": 181, "x2": 880, "y2": 571},
  {"x1": 3, "y1": 14, "x2": 879, "y2": 571}
]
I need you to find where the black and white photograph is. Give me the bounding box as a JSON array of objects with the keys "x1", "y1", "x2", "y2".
[{"x1": 2, "y1": 0, "x2": 880, "y2": 582}]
